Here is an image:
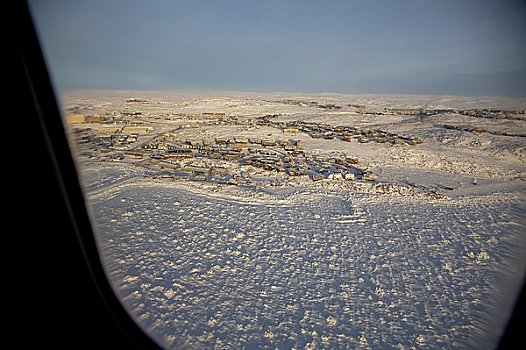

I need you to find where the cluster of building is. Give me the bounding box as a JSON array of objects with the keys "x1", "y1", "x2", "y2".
[
  {"x1": 137, "y1": 131, "x2": 376, "y2": 183},
  {"x1": 384, "y1": 107, "x2": 525, "y2": 120},
  {"x1": 96, "y1": 125, "x2": 151, "y2": 135},
  {"x1": 69, "y1": 110, "x2": 382, "y2": 186},
  {"x1": 384, "y1": 107, "x2": 456, "y2": 116},
  {"x1": 67, "y1": 111, "x2": 156, "y2": 146},
  {"x1": 67, "y1": 114, "x2": 105, "y2": 124},
  {"x1": 442, "y1": 124, "x2": 526, "y2": 138},
  {"x1": 240, "y1": 153, "x2": 371, "y2": 181},
  {"x1": 147, "y1": 112, "x2": 239, "y2": 125},
  {"x1": 273, "y1": 99, "x2": 342, "y2": 110},
  {"x1": 458, "y1": 108, "x2": 525, "y2": 121},
  {"x1": 143, "y1": 135, "x2": 300, "y2": 161},
  {"x1": 261, "y1": 120, "x2": 423, "y2": 145},
  {"x1": 75, "y1": 125, "x2": 152, "y2": 151}
]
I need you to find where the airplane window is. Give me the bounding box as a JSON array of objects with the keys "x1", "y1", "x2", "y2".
[{"x1": 29, "y1": 1, "x2": 525, "y2": 349}]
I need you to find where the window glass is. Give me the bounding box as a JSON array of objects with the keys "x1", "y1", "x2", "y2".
[{"x1": 29, "y1": 1, "x2": 526, "y2": 349}]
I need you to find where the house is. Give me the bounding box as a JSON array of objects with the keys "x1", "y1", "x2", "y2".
[
  {"x1": 389, "y1": 108, "x2": 416, "y2": 115},
  {"x1": 127, "y1": 135, "x2": 138, "y2": 143},
  {"x1": 362, "y1": 173, "x2": 376, "y2": 181},
  {"x1": 328, "y1": 172, "x2": 343, "y2": 180},
  {"x1": 86, "y1": 115, "x2": 103, "y2": 123},
  {"x1": 261, "y1": 139, "x2": 276, "y2": 147},
  {"x1": 407, "y1": 137, "x2": 422, "y2": 145},
  {"x1": 358, "y1": 137, "x2": 370, "y2": 143},
  {"x1": 158, "y1": 161, "x2": 178, "y2": 170},
  {"x1": 194, "y1": 174, "x2": 207, "y2": 181},
  {"x1": 281, "y1": 140, "x2": 293, "y2": 151},
  {"x1": 291, "y1": 139, "x2": 303, "y2": 149},
  {"x1": 210, "y1": 167, "x2": 228, "y2": 177},
  {"x1": 227, "y1": 177, "x2": 238, "y2": 185},
  {"x1": 166, "y1": 149, "x2": 193, "y2": 159},
  {"x1": 124, "y1": 151, "x2": 143, "y2": 160},
  {"x1": 311, "y1": 173, "x2": 324, "y2": 181},
  {"x1": 290, "y1": 150, "x2": 304, "y2": 157},
  {"x1": 227, "y1": 143, "x2": 245, "y2": 151},
  {"x1": 67, "y1": 114, "x2": 86, "y2": 124},
  {"x1": 182, "y1": 166, "x2": 209, "y2": 175},
  {"x1": 234, "y1": 137, "x2": 249, "y2": 143},
  {"x1": 98, "y1": 126, "x2": 122, "y2": 135},
  {"x1": 142, "y1": 143, "x2": 158, "y2": 150},
  {"x1": 215, "y1": 137, "x2": 229, "y2": 145},
  {"x1": 345, "y1": 157, "x2": 359, "y2": 165},
  {"x1": 126, "y1": 98, "x2": 146, "y2": 103}
]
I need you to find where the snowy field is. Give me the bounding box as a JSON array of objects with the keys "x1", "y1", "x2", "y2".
[
  {"x1": 69, "y1": 92, "x2": 526, "y2": 349},
  {"x1": 87, "y1": 168, "x2": 524, "y2": 350}
]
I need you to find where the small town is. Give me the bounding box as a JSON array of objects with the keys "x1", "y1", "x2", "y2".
[
  {"x1": 66, "y1": 98, "x2": 525, "y2": 192},
  {"x1": 71, "y1": 122, "x2": 376, "y2": 187},
  {"x1": 69, "y1": 113, "x2": 392, "y2": 187}
]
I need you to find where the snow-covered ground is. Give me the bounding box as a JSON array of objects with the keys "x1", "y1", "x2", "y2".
[
  {"x1": 89, "y1": 174, "x2": 524, "y2": 349},
  {"x1": 67, "y1": 91, "x2": 526, "y2": 349}
]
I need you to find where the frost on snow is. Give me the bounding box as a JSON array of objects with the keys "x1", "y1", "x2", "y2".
[{"x1": 91, "y1": 180, "x2": 524, "y2": 349}]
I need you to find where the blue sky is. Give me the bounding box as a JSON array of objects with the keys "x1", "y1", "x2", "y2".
[{"x1": 29, "y1": 0, "x2": 526, "y2": 96}]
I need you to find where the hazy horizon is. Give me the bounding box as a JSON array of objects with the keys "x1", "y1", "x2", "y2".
[
  {"x1": 61, "y1": 88, "x2": 526, "y2": 101},
  {"x1": 30, "y1": 0, "x2": 526, "y2": 97}
]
